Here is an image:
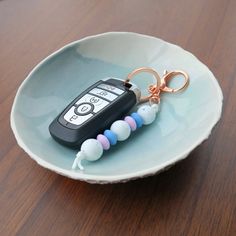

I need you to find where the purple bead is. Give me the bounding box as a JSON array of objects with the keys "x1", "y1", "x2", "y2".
[
  {"x1": 124, "y1": 116, "x2": 137, "y2": 131},
  {"x1": 97, "y1": 134, "x2": 110, "y2": 150}
]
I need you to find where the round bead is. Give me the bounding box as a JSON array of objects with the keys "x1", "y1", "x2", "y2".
[
  {"x1": 81, "y1": 139, "x2": 103, "y2": 161},
  {"x1": 104, "y1": 130, "x2": 117, "y2": 145},
  {"x1": 151, "y1": 103, "x2": 159, "y2": 113},
  {"x1": 110, "y1": 120, "x2": 131, "y2": 141},
  {"x1": 131, "y1": 112, "x2": 143, "y2": 128},
  {"x1": 137, "y1": 105, "x2": 156, "y2": 125},
  {"x1": 97, "y1": 134, "x2": 110, "y2": 150},
  {"x1": 124, "y1": 116, "x2": 137, "y2": 131}
]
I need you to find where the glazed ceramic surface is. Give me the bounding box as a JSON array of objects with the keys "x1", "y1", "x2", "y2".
[{"x1": 11, "y1": 32, "x2": 223, "y2": 183}]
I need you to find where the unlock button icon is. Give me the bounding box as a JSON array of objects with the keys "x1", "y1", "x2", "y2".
[{"x1": 75, "y1": 103, "x2": 94, "y2": 115}]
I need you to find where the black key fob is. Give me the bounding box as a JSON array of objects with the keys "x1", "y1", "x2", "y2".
[{"x1": 49, "y1": 78, "x2": 141, "y2": 147}]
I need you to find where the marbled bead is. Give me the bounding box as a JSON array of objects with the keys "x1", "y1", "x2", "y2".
[
  {"x1": 131, "y1": 112, "x2": 143, "y2": 128},
  {"x1": 124, "y1": 116, "x2": 137, "y2": 131},
  {"x1": 137, "y1": 105, "x2": 156, "y2": 125},
  {"x1": 104, "y1": 129, "x2": 117, "y2": 145},
  {"x1": 151, "y1": 103, "x2": 159, "y2": 113},
  {"x1": 80, "y1": 139, "x2": 103, "y2": 161},
  {"x1": 110, "y1": 120, "x2": 131, "y2": 141},
  {"x1": 97, "y1": 134, "x2": 110, "y2": 150}
]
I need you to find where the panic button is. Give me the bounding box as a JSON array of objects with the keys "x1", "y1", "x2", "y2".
[
  {"x1": 98, "y1": 83, "x2": 124, "y2": 95},
  {"x1": 89, "y1": 88, "x2": 117, "y2": 101}
]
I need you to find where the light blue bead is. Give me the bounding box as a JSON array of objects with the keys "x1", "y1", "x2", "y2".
[
  {"x1": 104, "y1": 130, "x2": 117, "y2": 145},
  {"x1": 131, "y1": 112, "x2": 143, "y2": 128}
]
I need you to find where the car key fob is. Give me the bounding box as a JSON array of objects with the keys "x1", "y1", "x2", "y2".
[{"x1": 49, "y1": 78, "x2": 141, "y2": 147}]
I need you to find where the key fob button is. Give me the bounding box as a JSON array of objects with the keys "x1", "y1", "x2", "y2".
[
  {"x1": 75, "y1": 103, "x2": 94, "y2": 115},
  {"x1": 64, "y1": 106, "x2": 93, "y2": 125},
  {"x1": 75, "y1": 94, "x2": 109, "y2": 113},
  {"x1": 89, "y1": 88, "x2": 118, "y2": 101},
  {"x1": 98, "y1": 83, "x2": 124, "y2": 95},
  {"x1": 88, "y1": 96, "x2": 102, "y2": 105},
  {"x1": 76, "y1": 94, "x2": 103, "y2": 106}
]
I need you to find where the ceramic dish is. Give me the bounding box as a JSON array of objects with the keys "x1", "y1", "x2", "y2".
[{"x1": 11, "y1": 32, "x2": 223, "y2": 184}]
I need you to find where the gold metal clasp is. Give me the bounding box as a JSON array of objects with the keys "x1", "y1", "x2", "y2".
[
  {"x1": 160, "y1": 70, "x2": 189, "y2": 93},
  {"x1": 125, "y1": 67, "x2": 189, "y2": 104}
]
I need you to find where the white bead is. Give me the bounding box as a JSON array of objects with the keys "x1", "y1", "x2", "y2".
[
  {"x1": 81, "y1": 139, "x2": 103, "y2": 161},
  {"x1": 151, "y1": 103, "x2": 159, "y2": 113},
  {"x1": 110, "y1": 120, "x2": 131, "y2": 141},
  {"x1": 137, "y1": 105, "x2": 156, "y2": 125}
]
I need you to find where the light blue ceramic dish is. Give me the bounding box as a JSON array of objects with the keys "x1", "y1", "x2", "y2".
[{"x1": 11, "y1": 32, "x2": 223, "y2": 183}]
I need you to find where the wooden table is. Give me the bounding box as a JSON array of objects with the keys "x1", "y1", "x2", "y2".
[{"x1": 1, "y1": 0, "x2": 235, "y2": 235}]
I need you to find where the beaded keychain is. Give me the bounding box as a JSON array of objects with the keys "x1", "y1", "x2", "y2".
[{"x1": 72, "y1": 67, "x2": 189, "y2": 170}]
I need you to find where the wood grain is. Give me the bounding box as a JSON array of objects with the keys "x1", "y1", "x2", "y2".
[{"x1": 0, "y1": 0, "x2": 236, "y2": 235}]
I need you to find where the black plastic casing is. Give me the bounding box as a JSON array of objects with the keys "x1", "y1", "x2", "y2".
[{"x1": 49, "y1": 78, "x2": 138, "y2": 147}]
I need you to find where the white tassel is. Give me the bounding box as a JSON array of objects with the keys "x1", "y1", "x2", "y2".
[{"x1": 72, "y1": 151, "x2": 86, "y2": 170}]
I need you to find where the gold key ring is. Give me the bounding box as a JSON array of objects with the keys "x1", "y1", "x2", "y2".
[{"x1": 125, "y1": 67, "x2": 189, "y2": 103}]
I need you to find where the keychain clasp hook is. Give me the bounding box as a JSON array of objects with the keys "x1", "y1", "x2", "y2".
[
  {"x1": 125, "y1": 67, "x2": 189, "y2": 104},
  {"x1": 160, "y1": 70, "x2": 189, "y2": 93}
]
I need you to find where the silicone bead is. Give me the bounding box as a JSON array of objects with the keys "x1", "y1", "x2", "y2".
[
  {"x1": 97, "y1": 134, "x2": 110, "y2": 150},
  {"x1": 151, "y1": 104, "x2": 159, "y2": 113},
  {"x1": 131, "y1": 112, "x2": 143, "y2": 128},
  {"x1": 137, "y1": 105, "x2": 156, "y2": 125},
  {"x1": 110, "y1": 120, "x2": 131, "y2": 141},
  {"x1": 80, "y1": 139, "x2": 103, "y2": 161},
  {"x1": 124, "y1": 116, "x2": 137, "y2": 131},
  {"x1": 104, "y1": 130, "x2": 117, "y2": 145}
]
